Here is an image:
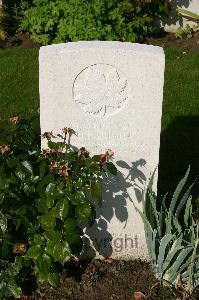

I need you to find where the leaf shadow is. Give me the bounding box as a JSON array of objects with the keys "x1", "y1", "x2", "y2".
[{"x1": 82, "y1": 158, "x2": 147, "y2": 258}]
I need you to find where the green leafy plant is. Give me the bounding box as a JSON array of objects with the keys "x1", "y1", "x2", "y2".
[
  {"x1": 0, "y1": 117, "x2": 116, "y2": 297},
  {"x1": 3, "y1": 0, "x2": 33, "y2": 34},
  {"x1": 0, "y1": 259, "x2": 22, "y2": 299},
  {"x1": 136, "y1": 167, "x2": 199, "y2": 298},
  {"x1": 175, "y1": 24, "x2": 199, "y2": 40},
  {"x1": 19, "y1": 0, "x2": 169, "y2": 45},
  {"x1": 176, "y1": 8, "x2": 199, "y2": 39}
]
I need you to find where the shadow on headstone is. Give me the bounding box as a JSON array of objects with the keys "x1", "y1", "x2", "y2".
[
  {"x1": 158, "y1": 115, "x2": 199, "y2": 214},
  {"x1": 82, "y1": 158, "x2": 147, "y2": 258}
]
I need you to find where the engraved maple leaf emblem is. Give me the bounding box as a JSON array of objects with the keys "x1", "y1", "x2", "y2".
[{"x1": 73, "y1": 64, "x2": 128, "y2": 117}]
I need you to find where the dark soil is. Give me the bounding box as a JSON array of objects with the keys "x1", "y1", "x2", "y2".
[
  {"x1": 147, "y1": 32, "x2": 199, "y2": 51},
  {"x1": 31, "y1": 259, "x2": 199, "y2": 300},
  {"x1": 0, "y1": 32, "x2": 40, "y2": 49},
  {"x1": 0, "y1": 32, "x2": 199, "y2": 51}
]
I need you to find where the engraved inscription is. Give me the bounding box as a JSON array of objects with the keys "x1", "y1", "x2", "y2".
[{"x1": 73, "y1": 64, "x2": 128, "y2": 117}]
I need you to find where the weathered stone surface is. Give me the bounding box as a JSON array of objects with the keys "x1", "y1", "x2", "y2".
[{"x1": 39, "y1": 41, "x2": 165, "y2": 259}]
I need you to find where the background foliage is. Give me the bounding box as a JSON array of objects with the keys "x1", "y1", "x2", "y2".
[
  {"x1": 3, "y1": 0, "x2": 33, "y2": 34},
  {"x1": 18, "y1": 0, "x2": 169, "y2": 45}
]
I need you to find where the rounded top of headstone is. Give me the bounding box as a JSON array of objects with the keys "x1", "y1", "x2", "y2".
[{"x1": 40, "y1": 41, "x2": 164, "y2": 56}]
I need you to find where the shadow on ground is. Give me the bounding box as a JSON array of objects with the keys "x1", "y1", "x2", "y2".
[{"x1": 158, "y1": 115, "x2": 199, "y2": 216}]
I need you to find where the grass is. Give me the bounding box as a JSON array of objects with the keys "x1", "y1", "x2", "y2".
[
  {"x1": 0, "y1": 47, "x2": 199, "y2": 210},
  {"x1": 158, "y1": 49, "x2": 199, "y2": 210},
  {"x1": 0, "y1": 49, "x2": 39, "y2": 125}
]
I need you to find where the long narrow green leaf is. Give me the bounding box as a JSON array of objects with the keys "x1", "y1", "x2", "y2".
[
  {"x1": 177, "y1": 8, "x2": 199, "y2": 20},
  {"x1": 135, "y1": 205, "x2": 153, "y2": 234},
  {"x1": 159, "y1": 193, "x2": 168, "y2": 237},
  {"x1": 176, "y1": 183, "x2": 194, "y2": 218},
  {"x1": 151, "y1": 229, "x2": 157, "y2": 266},
  {"x1": 165, "y1": 212, "x2": 172, "y2": 234},
  {"x1": 157, "y1": 234, "x2": 175, "y2": 279},
  {"x1": 134, "y1": 205, "x2": 156, "y2": 263},
  {"x1": 172, "y1": 215, "x2": 182, "y2": 232},
  {"x1": 184, "y1": 196, "x2": 193, "y2": 227},
  {"x1": 169, "y1": 166, "x2": 190, "y2": 215},
  {"x1": 163, "y1": 234, "x2": 183, "y2": 275},
  {"x1": 144, "y1": 170, "x2": 157, "y2": 230},
  {"x1": 165, "y1": 246, "x2": 193, "y2": 283}
]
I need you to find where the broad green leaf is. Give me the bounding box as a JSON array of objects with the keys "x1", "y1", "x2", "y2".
[
  {"x1": 37, "y1": 175, "x2": 54, "y2": 192},
  {"x1": 90, "y1": 179, "x2": 102, "y2": 204},
  {"x1": 55, "y1": 198, "x2": 69, "y2": 221},
  {"x1": 36, "y1": 197, "x2": 48, "y2": 213},
  {"x1": 7, "y1": 158, "x2": 19, "y2": 168},
  {"x1": 48, "y1": 140, "x2": 58, "y2": 149},
  {"x1": 63, "y1": 232, "x2": 82, "y2": 254},
  {"x1": 33, "y1": 234, "x2": 45, "y2": 245},
  {"x1": 36, "y1": 253, "x2": 52, "y2": 281},
  {"x1": 46, "y1": 240, "x2": 71, "y2": 265},
  {"x1": 39, "y1": 209, "x2": 57, "y2": 231},
  {"x1": 40, "y1": 160, "x2": 46, "y2": 178},
  {"x1": 44, "y1": 194, "x2": 54, "y2": 210},
  {"x1": 69, "y1": 191, "x2": 85, "y2": 205},
  {"x1": 48, "y1": 272, "x2": 60, "y2": 287},
  {"x1": 46, "y1": 182, "x2": 56, "y2": 197},
  {"x1": 106, "y1": 162, "x2": 117, "y2": 175},
  {"x1": 15, "y1": 256, "x2": 24, "y2": 268},
  {"x1": 13, "y1": 218, "x2": 21, "y2": 230},
  {"x1": 73, "y1": 177, "x2": 83, "y2": 189},
  {"x1": 23, "y1": 183, "x2": 35, "y2": 195},
  {"x1": 0, "y1": 211, "x2": 7, "y2": 234},
  {"x1": 15, "y1": 166, "x2": 26, "y2": 181},
  {"x1": 63, "y1": 218, "x2": 77, "y2": 233},
  {"x1": 9, "y1": 283, "x2": 22, "y2": 298},
  {"x1": 53, "y1": 241, "x2": 71, "y2": 264},
  {"x1": 26, "y1": 245, "x2": 43, "y2": 258},
  {"x1": 21, "y1": 161, "x2": 33, "y2": 175},
  {"x1": 1, "y1": 240, "x2": 9, "y2": 257},
  {"x1": 75, "y1": 202, "x2": 91, "y2": 221},
  {"x1": 15, "y1": 205, "x2": 29, "y2": 216},
  {"x1": 92, "y1": 155, "x2": 100, "y2": 161},
  {"x1": 44, "y1": 230, "x2": 62, "y2": 243}
]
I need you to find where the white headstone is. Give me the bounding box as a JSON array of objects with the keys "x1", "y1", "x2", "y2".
[{"x1": 39, "y1": 41, "x2": 165, "y2": 259}]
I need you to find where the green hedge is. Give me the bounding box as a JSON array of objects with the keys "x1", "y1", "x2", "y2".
[{"x1": 19, "y1": 0, "x2": 169, "y2": 45}]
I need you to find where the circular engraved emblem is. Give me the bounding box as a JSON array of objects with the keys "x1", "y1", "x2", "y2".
[{"x1": 73, "y1": 64, "x2": 128, "y2": 117}]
